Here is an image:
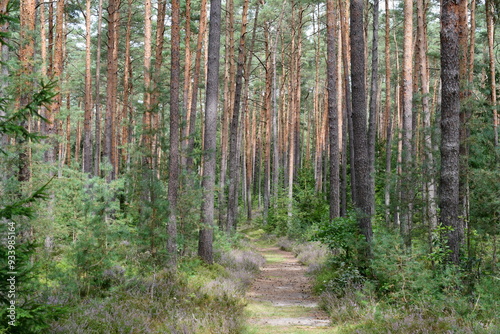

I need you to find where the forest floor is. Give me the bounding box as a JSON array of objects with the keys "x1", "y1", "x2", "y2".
[{"x1": 243, "y1": 244, "x2": 335, "y2": 333}]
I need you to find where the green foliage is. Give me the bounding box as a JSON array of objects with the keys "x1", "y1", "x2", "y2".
[
  {"x1": 310, "y1": 212, "x2": 361, "y2": 261},
  {"x1": 0, "y1": 80, "x2": 56, "y2": 155},
  {"x1": 264, "y1": 165, "x2": 329, "y2": 239}
]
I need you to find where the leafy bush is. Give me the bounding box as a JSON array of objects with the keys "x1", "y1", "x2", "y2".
[{"x1": 310, "y1": 212, "x2": 363, "y2": 262}]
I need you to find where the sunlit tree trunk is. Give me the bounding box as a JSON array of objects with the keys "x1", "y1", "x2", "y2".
[
  {"x1": 401, "y1": 0, "x2": 413, "y2": 249},
  {"x1": 142, "y1": 0, "x2": 152, "y2": 169},
  {"x1": 46, "y1": 0, "x2": 64, "y2": 165},
  {"x1": 17, "y1": 0, "x2": 36, "y2": 182},
  {"x1": 199, "y1": 0, "x2": 222, "y2": 264},
  {"x1": 486, "y1": 0, "x2": 498, "y2": 148}
]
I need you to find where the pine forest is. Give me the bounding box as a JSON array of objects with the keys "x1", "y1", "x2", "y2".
[{"x1": 0, "y1": 0, "x2": 499, "y2": 332}]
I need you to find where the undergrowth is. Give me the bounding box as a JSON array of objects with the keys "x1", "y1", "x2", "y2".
[{"x1": 49, "y1": 246, "x2": 264, "y2": 334}]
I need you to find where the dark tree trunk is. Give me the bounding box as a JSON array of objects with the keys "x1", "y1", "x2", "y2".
[
  {"x1": 439, "y1": 0, "x2": 462, "y2": 264},
  {"x1": 350, "y1": 0, "x2": 373, "y2": 258}
]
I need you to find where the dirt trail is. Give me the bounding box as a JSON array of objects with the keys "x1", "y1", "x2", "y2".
[{"x1": 245, "y1": 246, "x2": 332, "y2": 333}]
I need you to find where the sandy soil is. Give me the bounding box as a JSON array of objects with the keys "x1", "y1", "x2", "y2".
[{"x1": 245, "y1": 246, "x2": 332, "y2": 333}]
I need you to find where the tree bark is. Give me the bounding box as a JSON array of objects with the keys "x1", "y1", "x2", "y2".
[
  {"x1": 339, "y1": 0, "x2": 356, "y2": 206},
  {"x1": 220, "y1": 0, "x2": 236, "y2": 225},
  {"x1": 384, "y1": 0, "x2": 392, "y2": 225},
  {"x1": 94, "y1": 0, "x2": 104, "y2": 177},
  {"x1": 486, "y1": 0, "x2": 498, "y2": 148},
  {"x1": 327, "y1": 0, "x2": 340, "y2": 219},
  {"x1": 199, "y1": 0, "x2": 222, "y2": 264},
  {"x1": 167, "y1": 0, "x2": 181, "y2": 267},
  {"x1": 121, "y1": 0, "x2": 133, "y2": 170},
  {"x1": 401, "y1": 0, "x2": 414, "y2": 249},
  {"x1": 142, "y1": 0, "x2": 152, "y2": 169},
  {"x1": 104, "y1": 0, "x2": 120, "y2": 181},
  {"x1": 417, "y1": 0, "x2": 438, "y2": 240},
  {"x1": 440, "y1": 0, "x2": 462, "y2": 264},
  {"x1": 368, "y1": 0, "x2": 380, "y2": 217},
  {"x1": 350, "y1": 0, "x2": 373, "y2": 258},
  {"x1": 17, "y1": 0, "x2": 36, "y2": 182},
  {"x1": 227, "y1": 0, "x2": 249, "y2": 232},
  {"x1": 46, "y1": 0, "x2": 64, "y2": 165},
  {"x1": 83, "y1": 0, "x2": 93, "y2": 175},
  {"x1": 185, "y1": 0, "x2": 208, "y2": 170}
]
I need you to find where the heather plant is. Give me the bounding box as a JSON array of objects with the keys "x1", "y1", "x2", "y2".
[{"x1": 50, "y1": 249, "x2": 259, "y2": 334}]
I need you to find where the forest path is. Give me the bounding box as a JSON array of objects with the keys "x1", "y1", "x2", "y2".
[{"x1": 244, "y1": 245, "x2": 334, "y2": 333}]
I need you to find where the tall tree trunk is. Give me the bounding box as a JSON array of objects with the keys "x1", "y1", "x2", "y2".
[
  {"x1": 220, "y1": 0, "x2": 235, "y2": 225},
  {"x1": 199, "y1": 0, "x2": 222, "y2": 264},
  {"x1": 417, "y1": 0, "x2": 438, "y2": 241},
  {"x1": 182, "y1": 0, "x2": 192, "y2": 134},
  {"x1": 151, "y1": 0, "x2": 166, "y2": 173},
  {"x1": 458, "y1": 0, "x2": 470, "y2": 250},
  {"x1": 105, "y1": 0, "x2": 120, "y2": 181},
  {"x1": 121, "y1": 0, "x2": 133, "y2": 170},
  {"x1": 327, "y1": 0, "x2": 340, "y2": 219},
  {"x1": 167, "y1": 0, "x2": 181, "y2": 267},
  {"x1": 440, "y1": 0, "x2": 462, "y2": 264},
  {"x1": 65, "y1": 94, "x2": 71, "y2": 166},
  {"x1": 350, "y1": 0, "x2": 373, "y2": 258},
  {"x1": 384, "y1": 0, "x2": 392, "y2": 225},
  {"x1": 142, "y1": 0, "x2": 153, "y2": 169},
  {"x1": 340, "y1": 0, "x2": 356, "y2": 206},
  {"x1": 46, "y1": 0, "x2": 64, "y2": 165},
  {"x1": 486, "y1": 0, "x2": 498, "y2": 148},
  {"x1": 263, "y1": 25, "x2": 272, "y2": 223},
  {"x1": 272, "y1": 5, "x2": 285, "y2": 202},
  {"x1": 226, "y1": 0, "x2": 249, "y2": 232},
  {"x1": 185, "y1": 0, "x2": 208, "y2": 170},
  {"x1": 401, "y1": 0, "x2": 413, "y2": 249},
  {"x1": 17, "y1": 0, "x2": 36, "y2": 182},
  {"x1": 242, "y1": 3, "x2": 260, "y2": 221},
  {"x1": 94, "y1": 0, "x2": 104, "y2": 176},
  {"x1": 368, "y1": 0, "x2": 379, "y2": 216},
  {"x1": 83, "y1": 0, "x2": 93, "y2": 175}
]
